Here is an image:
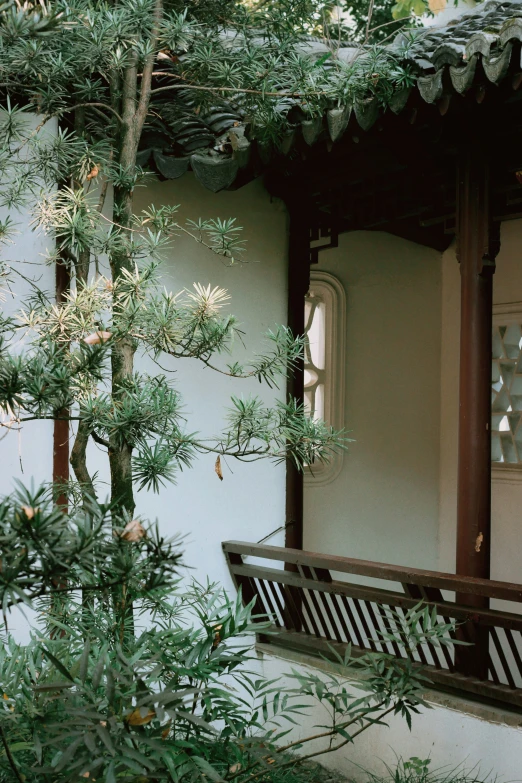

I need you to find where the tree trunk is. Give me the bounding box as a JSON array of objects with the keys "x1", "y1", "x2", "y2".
[
  {"x1": 107, "y1": 0, "x2": 162, "y2": 518},
  {"x1": 69, "y1": 107, "x2": 95, "y2": 505},
  {"x1": 106, "y1": 0, "x2": 163, "y2": 644},
  {"x1": 53, "y1": 256, "x2": 70, "y2": 510},
  {"x1": 109, "y1": 146, "x2": 138, "y2": 520}
]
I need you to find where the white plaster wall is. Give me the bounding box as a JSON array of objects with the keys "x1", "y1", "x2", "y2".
[
  {"x1": 0, "y1": 212, "x2": 55, "y2": 495},
  {"x1": 1, "y1": 168, "x2": 289, "y2": 632},
  {"x1": 438, "y1": 221, "x2": 522, "y2": 581},
  {"x1": 260, "y1": 649, "x2": 522, "y2": 782},
  {"x1": 127, "y1": 175, "x2": 289, "y2": 589},
  {"x1": 305, "y1": 219, "x2": 522, "y2": 584},
  {"x1": 0, "y1": 117, "x2": 57, "y2": 640},
  {"x1": 0, "y1": 117, "x2": 56, "y2": 497},
  {"x1": 304, "y1": 232, "x2": 442, "y2": 570}
]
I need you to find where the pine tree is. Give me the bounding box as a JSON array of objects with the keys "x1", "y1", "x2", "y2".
[
  {"x1": 0, "y1": 0, "x2": 354, "y2": 519},
  {"x1": 0, "y1": 4, "x2": 457, "y2": 781},
  {"x1": 0, "y1": 0, "x2": 421, "y2": 516}
]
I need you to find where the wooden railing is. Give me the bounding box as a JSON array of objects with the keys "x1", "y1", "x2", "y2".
[{"x1": 223, "y1": 541, "x2": 522, "y2": 710}]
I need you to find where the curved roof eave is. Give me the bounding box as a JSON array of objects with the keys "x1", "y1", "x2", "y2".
[{"x1": 142, "y1": 0, "x2": 522, "y2": 192}]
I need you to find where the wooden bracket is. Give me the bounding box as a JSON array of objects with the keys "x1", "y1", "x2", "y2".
[{"x1": 309, "y1": 219, "x2": 339, "y2": 264}]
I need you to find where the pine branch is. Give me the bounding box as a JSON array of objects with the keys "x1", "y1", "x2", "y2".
[
  {"x1": 149, "y1": 79, "x2": 330, "y2": 98},
  {"x1": 70, "y1": 420, "x2": 97, "y2": 504},
  {"x1": 91, "y1": 430, "x2": 109, "y2": 449},
  {"x1": 365, "y1": 0, "x2": 376, "y2": 42},
  {"x1": 135, "y1": 0, "x2": 164, "y2": 140}
]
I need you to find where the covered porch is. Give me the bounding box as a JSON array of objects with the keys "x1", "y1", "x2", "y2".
[{"x1": 223, "y1": 5, "x2": 522, "y2": 711}]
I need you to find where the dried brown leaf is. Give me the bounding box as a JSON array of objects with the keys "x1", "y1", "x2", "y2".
[
  {"x1": 86, "y1": 164, "x2": 99, "y2": 181},
  {"x1": 126, "y1": 707, "x2": 155, "y2": 726},
  {"x1": 215, "y1": 455, "x2": 223, "y2": 481},
  {"x1": 121, "y1": 519, "x2": 147, "y2": 542}
]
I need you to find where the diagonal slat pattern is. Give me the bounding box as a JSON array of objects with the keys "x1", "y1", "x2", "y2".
[{"x1": 224, "y1": 541, "x2": 522, "y2": 710}]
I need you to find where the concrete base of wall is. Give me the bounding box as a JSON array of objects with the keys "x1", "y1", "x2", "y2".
[{"x1": 257, "y1": 643, "x2": 522, "y2": 782}]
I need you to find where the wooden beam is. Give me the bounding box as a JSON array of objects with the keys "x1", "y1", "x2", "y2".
[
  {"x1": 455, "y1": 145, "x2": 500, "y2": 679},
  {"x1": 228, "y1": 562, "x2": 522, "y2": 629},
  {"x1": 257, "y1": 630, "x2": 522, "y2": 711},
  {"x1": 284, "y1": 196, "x2": 310, "y2": 551},
  {"x1": 223, "y1": 540, "x2": 522, "y2": 603}
]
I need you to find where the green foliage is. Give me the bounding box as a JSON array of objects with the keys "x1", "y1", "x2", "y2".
[
  {"x1": 0, "y1": 0, "x2": 432, "y2": 515},
  {"x1": 391, "y1": 0, "x2": 428, "y2": 21},
  {"x1": 0, "y1": 484, "x2": 464, "y2": 783},
  {"x1": 0, "y1": 5, "x2": 487, "y2": 781},
  {"x1": 0, "y1": 0, "x2": 63, "y2": 42},
  {"x1": 367, "y1": 756, "x2": 496, "y2": 783},
  {"x1": 1, "y1": 249, "x2": 345, "y2": 495},
  {"x1": 1, "y1": 0, "x2": 353, "y2": 510},
  {"x1": 0, "y1": 0, "x2": 425, "y2": 169},
  {"x1": 0, "y1": 482, "x2": 182, "y2": 617}
]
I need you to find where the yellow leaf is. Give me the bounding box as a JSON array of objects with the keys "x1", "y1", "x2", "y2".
[
  {"x1": 215, "y1": 455, "x2": 223, "y2": 481},
  {"x1": 3, "y1": 693, "x2": 9, "y2": 700},
  {"x1": 126, "y1": 707, "x2": 155, "y2": 726}
]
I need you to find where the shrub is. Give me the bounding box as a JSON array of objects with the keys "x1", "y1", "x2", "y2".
[{"x1": 1, "y1": 484, "x2": 457, "y2": 782}]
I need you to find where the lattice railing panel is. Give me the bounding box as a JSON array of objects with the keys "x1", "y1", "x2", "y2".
[{"x1": 224, "y1": 541, "x2": 522, "y2": 710}]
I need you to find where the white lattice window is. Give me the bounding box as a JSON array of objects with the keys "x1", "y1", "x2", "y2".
[
  {"x1": 304, "y1": 271, "x2": 345, "y2": 486},
  {"x1": 492, "y1": 304, "x2": 522, "y2": 482}
]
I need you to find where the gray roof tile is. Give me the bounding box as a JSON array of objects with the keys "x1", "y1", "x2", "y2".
[{"x1": 147, "y1": 1, "x2": 522, "y2": 189}]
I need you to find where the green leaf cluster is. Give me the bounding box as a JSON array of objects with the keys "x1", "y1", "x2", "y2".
[{"x1": 0, "y1": 483, "x2": 463, "y2": 783}]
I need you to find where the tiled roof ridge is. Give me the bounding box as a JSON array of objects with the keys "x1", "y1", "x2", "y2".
[
  {"x1": 143, "y1": 1, "x2": 522, "y2": 191},
  {"x1": 398, "y1": 0, "x2": 522, "y2": 103}
]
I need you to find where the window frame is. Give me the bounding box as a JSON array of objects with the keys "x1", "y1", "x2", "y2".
[
  {"x1": 492, "y1": 301, "x2": 522, "y2": 484},
  {"x1": 303, "y1": 271, "x2": 346, "y2": 487}
]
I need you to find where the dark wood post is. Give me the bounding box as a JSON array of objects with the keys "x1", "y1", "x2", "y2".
[
  {"x1": 284, "y1": 197, "x2": 311, "y2": 553},
  {"x1": 282, "y1": 197, "x2": 311, "y2": 632},
  {"x1": 455, "y1": 144, "x2": 499, "y2": 679},
  {"x1": 53, "y1": 259, "x2": 70, "y2": 511}
]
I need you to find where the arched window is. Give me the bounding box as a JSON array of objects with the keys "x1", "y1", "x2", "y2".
[{"x1": 304, "y1": 271, "x2": 346, "y2": 486}]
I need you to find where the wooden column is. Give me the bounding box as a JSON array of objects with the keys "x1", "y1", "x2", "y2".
[
  {"x1": 455, "y1": 145, "x2": 499, "y2": 678},
  {"x1": 284, "y1": 198, "x2": 311, "y2": 552},
  {"x1": 53, "y1": 259, "x2": 70, "y2": 510}
]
